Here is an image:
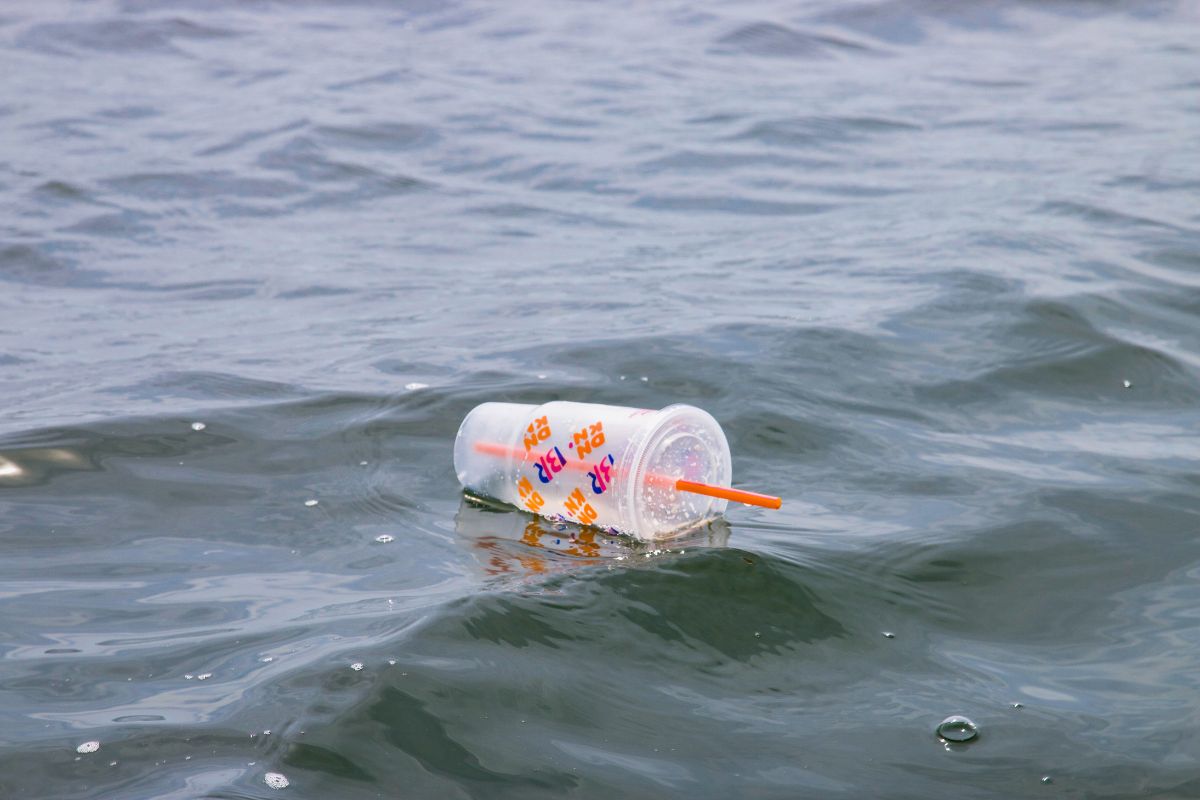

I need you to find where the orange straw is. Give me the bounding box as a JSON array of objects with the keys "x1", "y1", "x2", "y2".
[
  {"x1": 473, "y1": 441, "x2": 782, "y2": 509},
  {"x1": 675, "y1": 480, "x2": 782, "y2": 509}
]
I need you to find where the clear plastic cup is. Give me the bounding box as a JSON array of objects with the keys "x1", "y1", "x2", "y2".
[{"x1": 453, "y1": 401, "x2": 732, "y2": 539}]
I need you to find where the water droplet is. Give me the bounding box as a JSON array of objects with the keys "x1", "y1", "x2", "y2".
[
  {"x1": 76, "y1": 741, "x2": 100, "y2": 754},
  {"x1": 1122, "y1": 380, "x2": 1131, "y2": 388},
  {"x1": 404, "y1": 382, "x2": 428, "y2": 391},
  {"x1": 350, "y1": 662, "x2": 364, "y2": 671},
  {"x1": 1041, "y1": 776, "x2": 1053, "y2": 785},
  {"x1": 264, "y1": 772, "x2": 290, "y2": 789},
  {"x1": 190, "y1": 422, "x2": 206, "y2": 431},
  {"x1": 936, "y1": 715, "x2": 979, "y2": 743},
  {"x1": 304, "y1": 498, "x2": 318, "y2": 507},
  {"x1": 882, "y1": 631, "x2": 895, "y2": 639},
  {"x1": 375, "y1": 534, "x2": 394, "y2": 544},
  {"x1": 197, "y1": 673, "x2": 212, "y2": 681}
]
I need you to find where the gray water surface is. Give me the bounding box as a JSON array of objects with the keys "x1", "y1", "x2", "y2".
[{"x1": 3, "y1": 1, "x2": 1200, "y2": 798}]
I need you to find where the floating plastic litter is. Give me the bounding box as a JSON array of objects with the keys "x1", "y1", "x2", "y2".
[{"x1": 454, "y1": 401, "x2": 780, "y2": 539}]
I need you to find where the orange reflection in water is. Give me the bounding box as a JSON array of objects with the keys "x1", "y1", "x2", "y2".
[{"x1": 469, "y1": 518, "x2": 615, "y2": 579}]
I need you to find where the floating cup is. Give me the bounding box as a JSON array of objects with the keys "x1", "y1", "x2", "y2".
[{"x1": 453, "y1": 401, "x2": 778, "y2": 539}]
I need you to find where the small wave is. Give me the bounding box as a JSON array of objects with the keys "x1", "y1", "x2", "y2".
[{"x1": 714, "y1": 21, "x2": 880, "y2": 59}]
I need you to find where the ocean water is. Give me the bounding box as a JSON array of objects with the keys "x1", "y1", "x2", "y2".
[{"x1": 2, "y1": 1, "x2": 1200, "y2": 797}]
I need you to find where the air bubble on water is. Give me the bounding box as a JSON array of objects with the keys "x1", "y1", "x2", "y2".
[
  {"x1": 359, "y1": 460, "x2": 368, "y2": 466},
  {"x1": 1041, "y1": 776, "x2": 1053, "y2": 785},
  {"x1": 936, "y1": 715, "x2": 979, "y2": 743},
  {"x1": 1011, "y1": 702, "x2": 1023, "y2": 709},
  {"x1": 1122, "y1": 380, "x2": 1131, "y2": 388},
  {"x1": 264, "y1": 772, "x2": 290, "y2": 789},
  {"x1": 304, "y1": 499, "x2": 318, "y2": 507},
  {"x1": 388, "y1": 659, "x2": 396, "y2": 665},
  {"x1": 260, "y1": 656, "x2": 274, "y2": 663},
  {"x1": 197, "y1": 673, "x2": 212, "y2": 681},
  {"x1": 76, "y1": 741, "x2": 100, "y2": 754},
  {"x1": 536, "y1": 374, "x2": 547, "y2": 380},
  {"x1": 184, "y1": 674, "x2": 194, "y2": 680},
  {"x1": 375, "y1": 534, "x2": 394, "y2": 544},
  {"x1": 639, "y1": 376, "x2": 648, "y2": 382},
  {"x1": 190, "y1": 422, "x2": 206, "y2": 431},
  {"x1": 109, "y1": 760, "x2": 118, "y2": 767},
  {"x1": 882, "y1": 631, "x2": 895, "y2": 639},
  {"x1": 405, "y1": 382, "x2": 429, "y2": 391},
  {"x1": 619, "y1": 375, "x2": 626, "y2": 381},
  {"x1": 754, "y1": 632, "x2": 761, "y2": 638},
  {"x1": 350, "y1": 662, "x2": 364, "y2": 671}
]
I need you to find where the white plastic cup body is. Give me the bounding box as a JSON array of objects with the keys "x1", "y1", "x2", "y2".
[{"x1": 453, "y1": 401, "x2": 732, "y2": 539}]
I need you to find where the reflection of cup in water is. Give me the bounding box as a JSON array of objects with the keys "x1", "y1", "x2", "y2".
[
  {"x1": 453, "y1": 496, "x2": 731, "y2": 581},
  {"x1": 454, "y1": 401, "x2": 733, "y2": 539}
]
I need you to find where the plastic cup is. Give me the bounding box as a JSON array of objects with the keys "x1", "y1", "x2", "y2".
[{"x1": 453, "y1": 401, "x2": 733, "y2": 538}]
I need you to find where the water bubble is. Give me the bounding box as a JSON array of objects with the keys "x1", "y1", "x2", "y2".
[
  {"x1": 1041, "y1": 776, "x2": 1053, "y2": 785},
  {"x1": 109, "y1": 760, "x2": 118, "y2": 767},
  {"x1": 404, "y1": 382, "x2": 428, "y2": 391},
  {"x1": 184, "y1": 674, "x2": 194, "y2": 680},
  {"x1": 304, "y1": 498, "x2": 318, "y2": 507},
  {"x1": 76, "y1": 741, "x2": 100, "y2": 754},
  {"x1": 260, "y1": 656, "x2": 274, "y2": 663},
  {"x1": 639, "y1": 376, "x2": 648, "y2": 382},
  {"x1": 387, "y1": 659, "x2": 396, "y2": 665},
  {"x1": 1122, "y1": 380, "x2": 1132, "y2": 389},
  {"x1": 190, "y1": 422, "x2": 206, "y2": 431},
  {"x1": 536, "y1": 374, "x2": 547, "y2": 380},
  {"x1": 936, "y1": 715, "x2": 979, "y2": 743},
  {"x1": 359, "y1": 460, "x2": 368, "y2": 466},
  {"x1": 350, "y1": 662, "x2": 364, "y2": 671},
  {"x1": 1011, "y1": 702, "x2": 1023, "y2": 709},
  {"x1": 375, "y1": 534, "x2": 394, "y2": 544},
  {"x1": 882, "y1": 632, "x2": 896, "y2": 639},
  {"x1": 264, "y1": 772, "x2": 290, "y2": 789},
  {"x1": 196, "y1": 673, "x2": 212, "y2": 681}
]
